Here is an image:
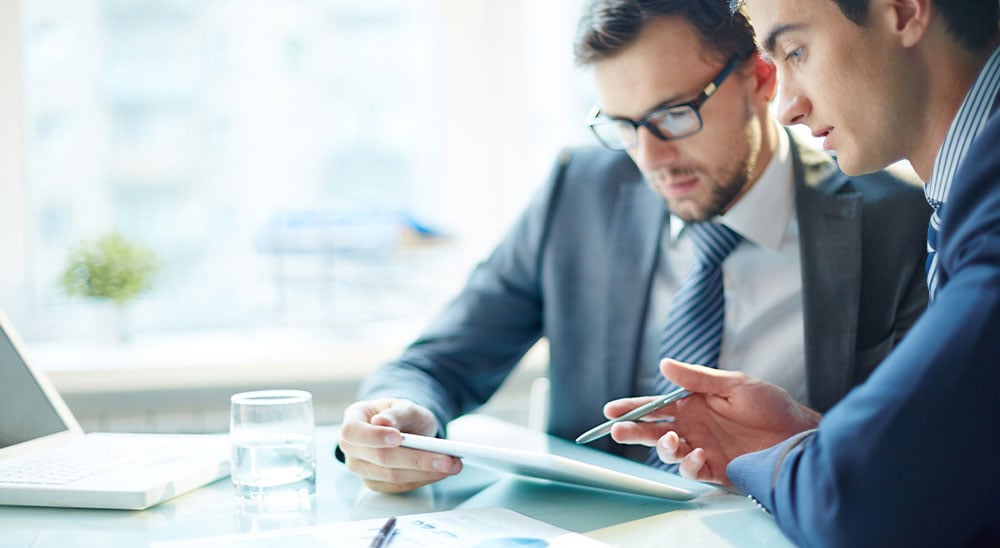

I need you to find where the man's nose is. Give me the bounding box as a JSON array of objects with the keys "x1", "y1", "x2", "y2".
[
  {"x1": 631, "y1": 126, "x2": 681, "y2": 171},
  {"x1": 776, "y1": 81, "x2": 811, "y2": 126}
]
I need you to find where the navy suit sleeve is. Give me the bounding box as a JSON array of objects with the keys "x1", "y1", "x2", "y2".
[
  {"x1": 728, "y1": 430, "x2": 816, "y2": 511},
  {"x1": 355, "y1": 152, "x2": 569, "y2": 430},
  {"x1": 728, "y1": 118, "x2": 1000, "y2": 547}
]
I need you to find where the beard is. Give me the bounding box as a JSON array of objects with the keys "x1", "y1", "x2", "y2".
[
  {"x1": 700, "y1": 158, "x2": 753, "y2": 221},
  {"x1": 648, "y1": 156, "x2": 753, "y2": 223}
]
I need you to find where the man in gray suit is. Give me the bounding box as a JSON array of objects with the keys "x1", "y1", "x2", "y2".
[{"x1": 337, "y1": 0, "x2": 929, "y2": 493}]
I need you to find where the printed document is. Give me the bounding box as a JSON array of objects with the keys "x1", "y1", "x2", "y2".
[{"x1": 151, "y1": 506, "x2": 609, "y2": 547}]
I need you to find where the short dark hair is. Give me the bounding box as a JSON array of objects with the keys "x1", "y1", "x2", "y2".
[
  {"x1": 729, "y1": 0, "x2": 1000, "y2": 51},
  {"x1": 574, "y1": 0, "x2": 757, "y2": 66}
]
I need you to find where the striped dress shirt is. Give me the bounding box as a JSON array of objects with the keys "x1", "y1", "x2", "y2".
[{"x1": 925, "y1": 46, "x2": 1000, "y2": 299}]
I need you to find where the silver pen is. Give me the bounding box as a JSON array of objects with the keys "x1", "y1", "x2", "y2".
[{"x1": 575, "y1": 387, "x2": 690, "y2": 444}]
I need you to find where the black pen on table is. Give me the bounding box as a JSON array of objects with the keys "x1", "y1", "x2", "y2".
[{"x1": 369, "y1": 516, "x2": 397, "y2": 548}]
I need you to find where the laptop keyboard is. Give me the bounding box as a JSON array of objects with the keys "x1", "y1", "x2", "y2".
[{"x1": 0, "y1": 436, "x2": 168, "y2": 485}]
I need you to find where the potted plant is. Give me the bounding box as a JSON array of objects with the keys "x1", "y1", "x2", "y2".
[{"x1": 59, "y1": 232, "x2": 159, "y2": 342}]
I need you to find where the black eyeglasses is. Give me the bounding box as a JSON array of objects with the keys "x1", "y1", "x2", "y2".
[{"x1": 588, "y1": 55, "x2": 744, "y2": 151}]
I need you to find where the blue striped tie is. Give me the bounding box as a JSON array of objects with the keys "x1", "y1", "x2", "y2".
[
  {"x1": 926, "y1": 204, "x2": 942, "y2": 302},
  {"x1": 647, "y1": 222, "x2": 742, "y2": 469}
]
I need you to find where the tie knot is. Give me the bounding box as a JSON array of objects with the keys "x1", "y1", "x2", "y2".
[{"x1": 687, "y1": 222, "x2": 742, "y2": 266}]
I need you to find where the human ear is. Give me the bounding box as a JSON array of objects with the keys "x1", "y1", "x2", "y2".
[
  {"x1": 750, "y1": 53, "x2": 777, "y2": 101},
  {"x1": 882, "y1": 0, "x2": 931, "y2": 47}
]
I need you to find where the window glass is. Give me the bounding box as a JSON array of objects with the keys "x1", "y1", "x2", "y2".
[{"x1": 15, "y1": 0, "x2": 592, "y2": 355}]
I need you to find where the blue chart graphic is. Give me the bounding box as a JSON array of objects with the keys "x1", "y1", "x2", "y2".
[{"x1": 473, "y1": 538, "x2": 550, "y2": 548}]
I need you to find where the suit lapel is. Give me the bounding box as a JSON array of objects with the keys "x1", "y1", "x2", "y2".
[
  {"x1": 604, "y1": 180, "x2": 666, "y2": 401},
  {"x1": 794, "y1": 137, "x2": 863, "y2": 411}
]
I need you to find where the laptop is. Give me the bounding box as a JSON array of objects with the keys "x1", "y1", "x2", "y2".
[{"x1": 0, "y1": 310, "x2": 230, "y2": 510}]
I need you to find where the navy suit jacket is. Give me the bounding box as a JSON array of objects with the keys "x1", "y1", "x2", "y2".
[
  {"x1": 358, "y1": 132, "x2": 929, "y2": 459},
  {"x1": 729, "y1": 113, "x2": 1000, "y2": 545}
]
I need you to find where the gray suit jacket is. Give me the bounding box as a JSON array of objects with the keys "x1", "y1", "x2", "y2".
[{"x1": 359, "y1": 132, "x2": 929, "y2": 458}]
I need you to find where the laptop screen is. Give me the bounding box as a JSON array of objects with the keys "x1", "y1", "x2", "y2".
[{"x1": 0, "y1": 325, "x2": 69, "y2": 449}]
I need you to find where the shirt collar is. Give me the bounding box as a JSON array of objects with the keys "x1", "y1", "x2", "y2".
[
  {"x1": 927, "y1": 45, "x2": 1000, "y2": 208},
  {"x1": 719, "y1": 123, "x2": 793, "y2": 251},
  {"x1": 669, "y1": 123, "x2": 793, "y2": 251}
]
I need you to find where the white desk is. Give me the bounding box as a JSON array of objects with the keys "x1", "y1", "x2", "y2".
[{"x1": 0, "y1": 415, "x2": 793, "y2": 547}]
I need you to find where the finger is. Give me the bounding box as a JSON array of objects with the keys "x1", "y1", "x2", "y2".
[
  {"x1": 339, "y1": 418, "x2": 403, "y2": 449},
  {"x1": 677, "y1": 447, "x2": 706, "y2": 480},
  {"x1": 660, "y1": 359, "x2": 748, "y2": 395},
  {"x1": 371, "y1": 400, "x2": 441, "y2": 438},
  {"x1": 654, "y1": 431, "x2": 684, "y2": 464},
  {"x1": 344, "y1": 444, "x2": 463, "y2": 481},
  {"x1": 608, "y1": 420, "x2": 675, "y2": 447},
  {"x1": 603, "y1": 395, "x2": 671, "y2": 420},
  {"x1": 342, "y1": 441, "x2": 456, "y2": 471},
  {"x1": 341, "y1": 400, "x2": 402, "y2": 445},
  {"x1": 342, "y1": 399, "x2": 441, "y2": 448},
  {"x1": 369, "y1": 402, "x2": 413, "y2": 429},
  {"x1": 342, "y1": 399, "x2": 392, "y2": 424}
]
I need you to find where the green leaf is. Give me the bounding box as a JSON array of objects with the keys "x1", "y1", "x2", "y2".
[{"x1": 59, "y1": 232, "x2": 160, "y2": 304}]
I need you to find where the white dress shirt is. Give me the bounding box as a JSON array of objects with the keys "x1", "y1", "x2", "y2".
[{"x1": 637, "y1": 125, "x2": 807, "y2": 404}]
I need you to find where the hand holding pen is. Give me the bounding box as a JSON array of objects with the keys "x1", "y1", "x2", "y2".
[
  {"x1": 576, "y1": 387, "x2": 690, "y2": 444},
  {"x1": 584, "y1": 359, "x2": 824, "y2": 484}
]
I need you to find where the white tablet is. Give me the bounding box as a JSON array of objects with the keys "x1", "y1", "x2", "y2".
[{"x1": 399, "y1": 433, "x2": 698, "y2": 501}]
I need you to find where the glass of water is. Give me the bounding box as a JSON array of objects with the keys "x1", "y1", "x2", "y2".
[{"x1": 230, "y1": 390, "x2": 317, "y2": 505}]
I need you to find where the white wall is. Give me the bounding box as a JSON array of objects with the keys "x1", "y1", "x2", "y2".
[{"x1": 433, "y1": 0, "x2": 592, "y2": 260}]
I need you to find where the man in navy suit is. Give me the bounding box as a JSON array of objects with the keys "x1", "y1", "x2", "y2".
[{"x1": 607, "y1": 0, "x2": 1000, "y2": 544}]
